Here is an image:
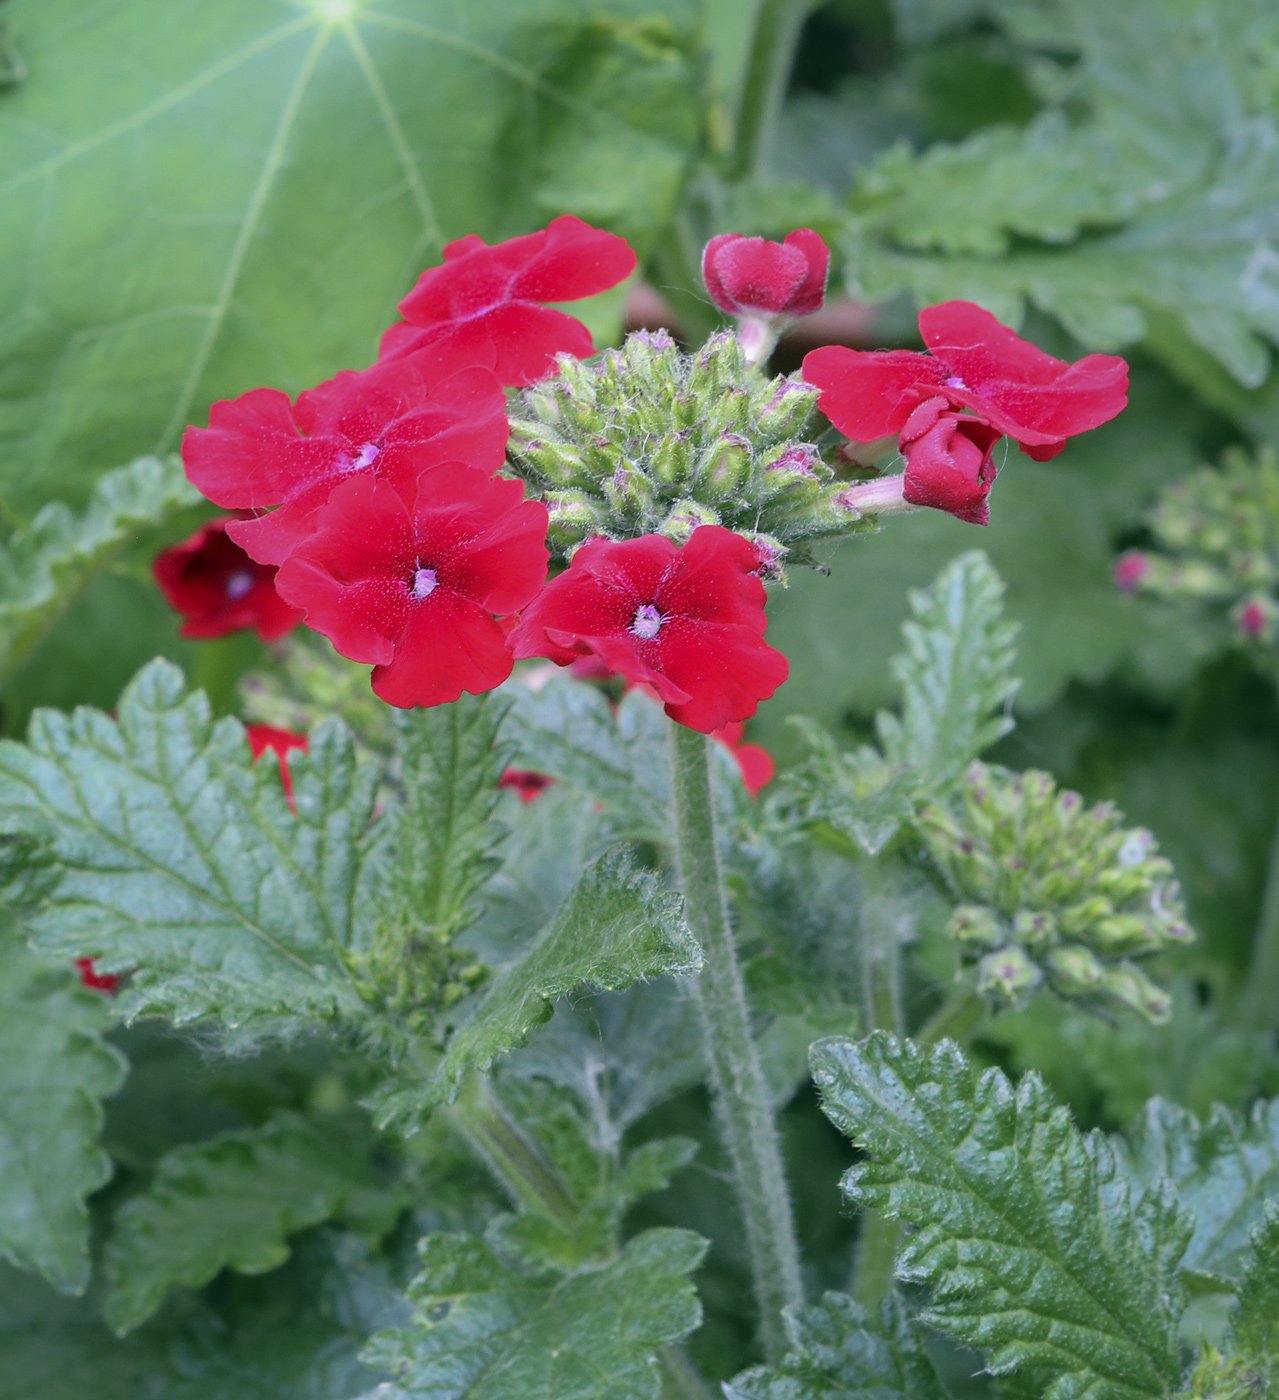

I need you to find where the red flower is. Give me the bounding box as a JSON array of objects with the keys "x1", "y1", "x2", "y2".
[
  {"x1": 182, "y1": 354, "x2": 509, "y2": 566},
  {"x1": 75, "y1": 958, "x2": 119, "y2": 994},
  {"x1": 711, "y1": 721, "x2": 775, "y2": 796},
  {"x1": 245, "y1": 724, "x2": 308, "y2": 807},
  {"x1": 510, "y1": 526, "x2": 788, "y2": 734},
  {"x1": 499, "y1": 768, "x2": 556, "y2": 803},
  {"x1": 702, "y1": 230, "x2": 829, "y2": 318},
  {"x1": 899, "y1": 398, "x2": 1002, "y2": 526},
  {"x1": 154, "y1": 519, "x2": 302, "y2": 641},
  {"x1": 1113, "y1": 551, "x2": 1150, "y2": 593},
  {"x1": 275, "y1": 465, "x2": 549, "y2": 709},
  {"x1": 379, "y1": 216, "x2": 637, "y2": 387},
  {"x1": 802, "y1": 300, "x2": 1128, "y2": 459}
]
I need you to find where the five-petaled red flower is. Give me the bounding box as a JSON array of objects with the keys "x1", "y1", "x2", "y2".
[
  {"x1": 509, "y1": 526, "x2": 788, "y2": 733},
  {"x1": 275, "y1": 465, "x2": 549, "y2": 709},
  {"x1": 182, "y1": 353, "x2": 508, "y2": 567},
  {"x1": 246, "y1": 724, "x2": 309, "y2": 808},
  {"x1": 803, "y1": 300, "x2": 1128, "y2": 460},
  {"x1": 379, "y1": 215, "x2": 636, "y2": 387},
  {"x1": 702, "y1": 230, "x2": 829, "y2": 319},
  {"x1": 154, "y1": 519, "x2": 302, "y2": 641},
  {"x1": 899, "y1": 397, "x2": 1003, "y2": 526}
]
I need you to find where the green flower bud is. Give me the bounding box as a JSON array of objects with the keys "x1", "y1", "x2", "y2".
[
  {"x1": 756, "y1": 377, "x2": 819, "y2": 439},
  {"x1": 1088, "y1": 913, "x2": 1157, "y2": 953},
  {"x1": 650, "y1": 431, "x2": 694, "y2": 486},
  {"x1": 695, "y1": 434, "x2": 753, "y2": 497},
  {"x1": 544, "y1": 490, "x2": 605, "y2": 546},
  {"x1": 604, "y1": 467, "x2": 655, "y2": 518},
  {"x1": 660, "y1": 499, "x2": 720, "y2": 544},
  {"x1": 1012, "y1": 908, "x2": 1057, "y2": 950},
  {"x1": 948, "y1": 905, "x2": 1005, "y2": 949},
  {"x1": 1101, "y1": 964, "x2": 1172, "y2": 1023},
  {"x1": 977, "y1": 945, "x2": 1042, "y2": 1005},
  {"x1": 1045, "y1": 944, "x2": 1105, "y2": 993}
]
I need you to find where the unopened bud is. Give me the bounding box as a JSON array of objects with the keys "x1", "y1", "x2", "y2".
[
  {"x1": 1058, "y1": 896, "x2": 1113, "y2": 936},
  {"x1": 1101, "y1": 964, "x2": 1172, "y2": 1023},
  {"x1": 948, "y1": 904, "x2": 1005, "y2": 949},
  {"x1": 1045, "y1": 944, "x2": 1105, "y2": 993},
  {"x1": 756, "y1": 378, "x2": 818, "y2": 438},
  {"x1": 697, "y1": 434, "x2": 753, "y2": 496},
  {"x1": 1235, "y1": 594, "x2": 1277, "y2": 639},
  {"x1": 605, "y1": 467, "x2": 655, "y2": 517},
  {"x1": 1112, "y1": 550, "x2": 1150, "y2": 593},
  {"x1": 650, "y1": 431, "x2": 693, "y2": 485},
  {"x1": 516, "y1": 437, "x2": 590, "y2": 489},
  {"x1": 1012, "y1": 908, "x2": 1057, "y2": 950},
  {"x1": 686, "y1": 333, "x2": 741, "y2": 401},
  {"x1": 1089, "y1": 913, "x2": 1155, "y2": 953},
  {"x1": 748, "y1": 534, "x2": 787, "y2": 581},
  {"x1": 660, "y1": 499, "x2": 720, "y2": 544},
  {"x1": 544, "y1": 490, "x2": 603, "y2": 544},
  {"x1": 977, "y1": 946, "x2": 1042, "y2": 1004}
]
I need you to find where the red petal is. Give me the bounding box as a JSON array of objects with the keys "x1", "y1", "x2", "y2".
[
  {"x1": 656, "y1": 616, "x2": 789, "y2": 733},
  {"x1": 703, "y1": 234, "x2": 808, "y2": 315},
  {"x1": 732, "y1": 742, "x2": 775, "y2": 796},
  {"x1": 802, "y1": 346, "x2": 944, "y2": 440},
  {"x1": 371, "y1": 591, "x2": 515, "y2": 708},
  {"x1": 508, "y1": 214, "x2": 636, "y2": 302},
  {"x1": 656, "y1": 526, "x2": 770, "y2": 632},
  {"x1": 182, "y1": 389, "x2": 329, "y2": 508},
  {"x1": 782, "y1": 229, "x2": 830, "y2": 316}
]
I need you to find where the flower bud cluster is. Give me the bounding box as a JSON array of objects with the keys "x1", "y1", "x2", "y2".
[
  {"x1": 917, "y1": 762, "x2": 1192, "y2": 1022},
  {"x1": 506, "y1": 329, "x2": 876, "y2": 574},
  {"x1": 1115, "y1": 447, "x2": 1279, "y2": 647}
]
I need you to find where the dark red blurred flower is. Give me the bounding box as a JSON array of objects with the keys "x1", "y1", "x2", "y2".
[
  {"x1": 711, "y1": 721, "x2": 775, "y2": 796},
  {"x1": 510, "y1": 526, "x2": 788, "y2": 734},
  {"x1": 802, "y1": 300, "x2": 1128, "y2": 458},
  {"x1": 1113, "y1": 551, "x2": 1150, "y2": 593},
  {"x1": 245, "y1": 724, "x2": 308, "y2": 807},
  {"x1": 75, "y1": 958, "x2": 119, "y2": 994},
  {"x1": 702, "y1": 230, "x2": 829, "y2": 318},
  {"x1": 182, "y1": 353, "x2": 509, "y2": 566},
  {"x1": 154, "y1": 519, "x2": 302, "y2": 641},
  {"x1": 499, "y1": 768, "x2": 556, "y2": 803},
  {"x1": 379, "y1": 215, "x2": 637, "y2": 387},
  {"x1": 1239, "y1": 600, "x2": 1271, "y2": 638},
  {"x1": 275, "y1": 465, "x2": 549, "y2": 709},
  {"x1": 899, "y1": 397, "x2": 1002, "y2": 526}
]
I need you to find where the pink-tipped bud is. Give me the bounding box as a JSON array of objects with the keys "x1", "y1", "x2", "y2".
[
  {"x1": 1237, "y1": 597, "x2": 1275, "y2": 639},
  {"x1": 701, "y1": 230, "x2": 829, "y2": 319},
  {"x1": 898, "y1": 397, "x2": 1002, "y2": 526},
  {"x1": 1113, "y1": 550, "x2": 1150, "y2": 593}
]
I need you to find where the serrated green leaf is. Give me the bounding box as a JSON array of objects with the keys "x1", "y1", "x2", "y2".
[
  {"x1": 0, "y1": 939, "x2": 126, "y2": 1294},
  {"x1": 1232, "y1": 1203, "x2": 1279, "y2": 1380},
  {"x1": 0, "y1": 658, "x2": 380, "y2": 1034},
  {"x1": 725, "y1": 1290, "x2": 949, "y2": 1400},
  {"x1": 373, "y1": 848, "x2": 701, "y2": 1127},
  {"x1": 101, "y1": 1110, "x2": 400, "y2": 1335},
  {"x1": 811, "y1": 1032, "x2": 1190, "y2": 1400},
  {"x1": 361, "y1": 1226, "x2": 707, "y2": 1400},
  {"x1": 843, "y1": 0, "x2": 1279, "y2": 384},
  {"x1": 0, "y1": 0, "x2": 700, "y2": 515},
  {"x1": 1119, "y1": 1097, "x2": 1279, "y2": 1282},
  {"x1": 0, "y1": 456, "x2": 198, "y2": 686}
]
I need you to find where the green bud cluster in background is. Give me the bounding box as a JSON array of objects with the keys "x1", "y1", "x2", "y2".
[
  {"x1": 506, "y1": 329, "x2": 876, "y2": 573},
  {"x1": 919, "y1": 761, "x2": 1193, "y2": 1021}
]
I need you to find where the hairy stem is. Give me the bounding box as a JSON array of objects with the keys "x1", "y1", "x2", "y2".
[
  {"x1": 917, "y1": 981, "x2": 987, "y2": 1047},
  {"x1": 670, "y1": 721, "x2": 803, "y2": 1362},
  {"x1": 732, "y1": 0, "x2": 814, "y2": 178},
  {"x1": 1243, "y1": 805, "x2": 1279, "y2": 1035}
]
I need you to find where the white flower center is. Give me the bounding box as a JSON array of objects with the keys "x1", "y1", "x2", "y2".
[
  {"x1": 412, "y1": 567, "x2": 439, "y2": 600},
  {"x1": 225, "y1": 569, "x2": 255, "y2": 600},
  {"x1": 631, "y1": 604, "x2": 663, "y2": 639},
  {"x1": 945, "y1": 375, "x2": 967, "y2": 390},
  {"x1": 344, "y1": 442, "x2": 380, "y2": 471}
]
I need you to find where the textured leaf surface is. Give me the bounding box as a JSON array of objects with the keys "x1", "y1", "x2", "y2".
[
  {"x1": 101, "y1": 1111, "x2": 400, "y2": 1334},
  {"x1": 843, "y1": 0, "x2": 1279, "y2": 384},
  {"x1": 0, "y1": 659, "x2": 379, "y2": 1033},
  {"x1": 1119, "y1": 1097, "x2": 1279, "y2": 1281},
  {"x1": 725, "y1": 1290, "x2": 949, "y2": 1400},
  {"x1": 811, "y1": 1032, "x2": 1190, "y2": 1400},
  {"x1": 376, "y1": 848, "x2": 700, "y2": 1124},
  {"x1": 0, "y1": 940, "x2": 126, "y2": 1294},
  {"x1": 362, "y1": 1227, "x2": 706, "y2": 1400},
  {"x1": 1233, "y1": 1203, "x2": 1279, "y2": 1379},
  {"x1": 0, "y1": 456, "x2": 198, "y2": 685},
  {"x1": 0, "y1": 0, "x2": 699, "y2": 514}
]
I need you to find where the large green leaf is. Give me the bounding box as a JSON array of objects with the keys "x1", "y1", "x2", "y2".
[
  {"x1": 811, "y1": 1032, "x2": 1190, "y2": 1400},
  {"x1": 843, "y1": 0, "x2": 1279, "y2": 385},
  {"x1": 0, "y1": 940, "x2": 126, "y2": 1294},
  {"x1": 0, "y1": 659, "x2": 380, "y2": 1034},
  {"x1": 1232, "y1": 1204, "x2": 1279, "y2": 1382},
  {"x1": 1119, "y1": 1097, "x2": 1279, "y2": 1283},
  {"x1": 101, "y1": 1110, "x2": 401, "y2": 1335},
  {"x1": 725, "y1": 1290, "x2": 949, "y2": 1400},
  {"x1": 0, "y1": 0, "x2": 700, "y2": 515},
  {"x1": 361, "y1": 1226, "x2": 707, "y2": 1400}
]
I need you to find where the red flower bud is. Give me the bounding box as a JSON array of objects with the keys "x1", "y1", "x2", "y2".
[
  {"x1": 1112, "y1": 551, "x2": 1150, "y2": 593},
  {"x1": 153, "y1": 518, "x2": 302, "y2": 641},
  {"x1": 380, "y1": 215, "x2": 637, "y2": 387},
  {"x1": 899, "y1": 398, "x2": 1002, "y2": 526},
  {"x1": 702, "y1": 230, "x2": 829, "y2": 319},
  {"x1": 498, "y1": 768, "x2": 556, "y2": 803}
]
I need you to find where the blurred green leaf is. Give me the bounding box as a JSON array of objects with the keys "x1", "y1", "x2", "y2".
[
  {"x1": 1233, "y1": 1204, "x2": 1279, "y2": 1382},
  {"x1": 0, "y1": 940, "x2": 126, "y2": 1294},
  {"x1": 0, "y1": 0, "x2": 700, "y2": 516}
]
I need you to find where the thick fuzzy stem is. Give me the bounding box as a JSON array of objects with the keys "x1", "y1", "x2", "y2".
[{"x1": 670, "y1": 721, "x2": 803, "y2": 1362}]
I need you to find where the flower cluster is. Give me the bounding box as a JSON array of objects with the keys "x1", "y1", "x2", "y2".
[
  {"x1": 917, "y1": 762, "x2": 1192, "y2": 1021},
  {"x1": 806, "y1": 300, "x2": 1129, "y2": 526},
  {"x1": 1113, "y1": 446, "x2": 1279, "y2": 653}
]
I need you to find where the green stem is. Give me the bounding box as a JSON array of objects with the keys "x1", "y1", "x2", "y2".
[
  {"x1": 731, "y1": 0, "x2": 815, "y2": 178},
  {"x1": 670, "y1": 722, "x2": 802, "y2": 1363},
  {"x1": 917, "y1": 981, "x2": 987, "y2": 1047},
  {"x1": 1243, "y1": 805, "x2": 1279, "y2": 1035}
]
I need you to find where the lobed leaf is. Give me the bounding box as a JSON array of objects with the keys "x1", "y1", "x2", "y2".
[
  {"x1": 811, "y1": 1032, "x2": 1190, "y2": 1400},
  {"x1": 725, "y1": 1290, "x2": 949, "y2": 1400},
  {"x1": 0, "y1": 455, "x2": 199, "y2": 686},
  {"x1": 361, "y1": 1226, "x2": 707, "y2": 1400},
  {"x1": 0, "y1": 939, "x2": 126, "y2": 1294},
  {"x1": 0, "y1": 659, "x2": 380, "y2": 1034},
  {"x1": 1232, "y1": 1203, "x2": 1279, "y2": 1381},
  {"x1": 101, "y1": 1110, "x2": 401, "y2": 1335}
]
